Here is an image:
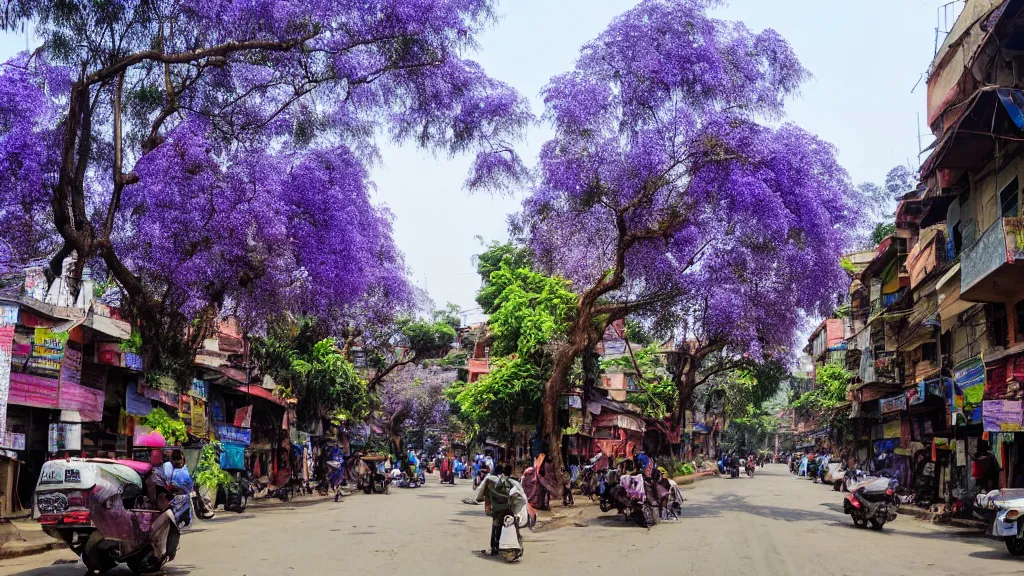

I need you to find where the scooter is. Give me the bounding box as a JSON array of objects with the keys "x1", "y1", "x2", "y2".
[
  {"x1": 843, "y1": 474, "x2": 898, "y2": 530},
  {"x1": 34, "y1": 458, "x2": 180, "y2": 575},
  {"x1": 976, "y1": 489, "x2": 1024, "y2": 556}
]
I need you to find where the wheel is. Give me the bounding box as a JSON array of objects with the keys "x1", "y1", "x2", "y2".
[
  {"x1": 82, "y1": 533, "x2": 118, "y2": 575},
  {"x1": 599, "y1": 498, "x2": 613, "y2": 513},
  {"x1": 125, "y1": 551, "x2": 163, "y2": 575},
  {"x1": 1006, "y1": 535, "x2": 1024, "y2": 556},
  {"x1": 851, "y1": 511, "x2": 869, "y2": 529},
  {"x1": 233, "y1": 494, "x2": 248, "y2": 513},
  {"x1": 869, "y1": 518, "x2": 885, "y2": 530},
  {"x1": 499, "y1": 549, "x2": 522, "y2": 562}
]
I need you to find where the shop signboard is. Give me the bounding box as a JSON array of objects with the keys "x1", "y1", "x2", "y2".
[
  {"x1": 59, "y1": 342, "x2": 83, "y2": 388},
  {"x1": 982, "y1": 400, "x2": 1023, "y2": 432},
  {"x1": 28, "y1": 327, "x2": 67, "y2": 376},
  {"x1": 215, "y1": 425, "x2": 251, "y2": 446},
  {"x1": 880, "y1": 394, "x2": 907, "y2": 413}
]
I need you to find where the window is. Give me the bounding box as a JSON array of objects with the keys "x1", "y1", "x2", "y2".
[
  {"x1": 987, "y1": 303, "x2": 1010, "y2": 348},
  {"x1": 1016, "y1": 299, "x2": 1024, "y2": 342},
  {"x1": 1000, "y1": 177, "x2": 1020, "y2": 218},
  {"x1": 921, "y1": 342, "x2": 938, "y2": 362}
]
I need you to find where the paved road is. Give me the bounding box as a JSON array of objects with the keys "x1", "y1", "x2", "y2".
[{"x1": 3, "y1": 464, "x2": 1023, "y2": 575}]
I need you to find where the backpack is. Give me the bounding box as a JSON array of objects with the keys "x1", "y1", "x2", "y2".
[{"x1": 489, "y1": 477, "x2": 515, "y2": 517}]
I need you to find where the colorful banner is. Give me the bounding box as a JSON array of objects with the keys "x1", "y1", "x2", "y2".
[
  {"x1": 28, "y1": 327, "x2": 67, "y2": 376},
  {"x1": 8, "y1": 372, "x2": 60, "y2": 408},
  {"x1": 982, "y1": 400, "x2": 1023, "y2": 432},
  {"x1": 880, "y1": 394, "x2": 908, "y2": 413},
  {"x1": 233, "y1": 405, "x2": 252, "y2": 428},
  {"x1": 59, "y1": 341, "x2": 83, "y2": 388},
  {"x1": 215, "y1": 425, "x2": 252, "y2": 445},
  {"x1": 954, "y1": 356, "x2": 986, "y2": 405},
  {"x1": 125, "y1": 383, "x2": 154, "y2": 416},
  {"x1": 58, "y1": 383, "x2": 105, "y2": 422},
  {"x1": 0, "y1": 304, "x2": 17, "y2": 441},
  {"x1": 906, "y1": 382, "x2": 926, "y2": 406}
]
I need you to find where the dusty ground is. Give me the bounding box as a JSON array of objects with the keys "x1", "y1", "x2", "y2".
[{"x1": 2, "y1": 464, "x2": 1023, "y2": 576}]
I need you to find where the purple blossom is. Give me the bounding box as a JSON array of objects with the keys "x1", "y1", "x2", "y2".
[
  {"x1": 522, "y1": 0, "x2": 862, "y2": 357},
  {"x1": 0, "y1": 1, "x2": 529, "y2": 335}
]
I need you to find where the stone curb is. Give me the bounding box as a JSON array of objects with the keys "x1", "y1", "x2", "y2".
[{"x1": 0, "y1": 539, "x2": 67, "y2": 560}]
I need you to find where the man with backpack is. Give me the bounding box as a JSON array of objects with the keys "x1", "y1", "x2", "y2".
[{"x1": 476, "y1": 462, "x2": 526, "y2": 557}]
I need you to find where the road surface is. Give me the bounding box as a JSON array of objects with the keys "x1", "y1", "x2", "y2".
[{"x1": 2, "y1": 464, "x2": 1021, "y2": 575}]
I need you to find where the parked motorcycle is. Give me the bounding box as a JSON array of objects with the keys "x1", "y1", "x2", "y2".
[
  {"x1": 976, "y1": 489, "x2": 1024, "y2": 556},
  {"x1": 34, "y1": 458, "x2": 180, "y2": 575},
  {"x1": 843, "y1": 474, "x2": 899, "y2": 530}
]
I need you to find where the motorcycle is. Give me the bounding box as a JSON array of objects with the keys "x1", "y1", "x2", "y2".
[
  {"x1": 976, "y1": 489, "x2": 1024, "y2": 556},
  {"x1": 598, "y1": 470, "x2": 656, "y2": 527},
  {"x1": 729, "y1": 462, "x2": 740, "y2": 478},
  {"x1": 744, "y1": 459, "x2": 755, "y2": 478},
  {"x1": 843, "y1": 474, "x2": 899, "y2": 530},
  {"x1": 34, "y1": 457, "x2": 180, "y2": 575},
  {"x1": 316, "y1": 460, "x2": 347, "y2": 501}
]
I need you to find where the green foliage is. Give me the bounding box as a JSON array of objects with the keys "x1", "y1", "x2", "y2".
[
  {"x1": 474, "y1": 241, "x2": 534, "y2": 314},
  {"x1": 791, "y1": 362, "x2": 851, "y2": 412},
  {"x1": 431, "y1": 303, "x2": 463, "y2": 331},
  {"x1": 120, "y1": 330, "x2": 143, "y2": 354},
  {"x1": 194, "y1": 442, "x2": 233, "y2": 490},
  {"x1": 252, "y1": 319, "x2": 369, "y2": 425},
  {"x1": 447, "y1": 356, "x2": 545, "y2": 441},
  {"x1": 486, "y1": 264, "x2": 576, "y2": 358},
  {"x1": 289, "y1": 338, "x2": 369, "y2": 423},
  {"x1": 839, "y1": 257, "x2": 856, "y2": 275},
  {"x1": 399, "y1": 318, "x2": 457, "y2": 358},
  {"x1": 871, "y1": 222, "x2": 896, "y2": 246},
  {"x1": 602, "y1": 345, "x2": 677, "y2": 418},
  {"x1": 660, "y1": 456, "x2": 696, "y2": 478},
  {"x1": 139, "y1": 408, "x2": 188, "y2": 445}
]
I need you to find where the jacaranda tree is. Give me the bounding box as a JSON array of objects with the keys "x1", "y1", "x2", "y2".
[
  {"x1": 0, "y1": 0, "x2": 528, "y2": 379},
  {"x1": 519, "y1": 0, "x2": 861, "y2": 481}
]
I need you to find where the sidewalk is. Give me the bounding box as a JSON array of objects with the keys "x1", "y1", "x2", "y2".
[{"x1": 0, "y1": 518, "x2": 66, "y2": 560}]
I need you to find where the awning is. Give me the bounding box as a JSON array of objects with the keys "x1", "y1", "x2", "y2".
[
  {"x1": 593, "y1": 413, "x2": 645, "y2": 433},
  {"x1": 921, "y1": 87, "x2": 1024, "y2": 177},
  {"x1": 82, "y1": 311, "x2": 131, "y2": 340}
]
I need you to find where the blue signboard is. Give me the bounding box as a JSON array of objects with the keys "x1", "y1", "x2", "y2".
[{"x1": 214, "y1": 425, "x2": 251, "y2": 446}]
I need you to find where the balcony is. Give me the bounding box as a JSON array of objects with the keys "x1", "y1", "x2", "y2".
[{"x1": 961, "y1": 217, "x2": 1024, "y2": 302}]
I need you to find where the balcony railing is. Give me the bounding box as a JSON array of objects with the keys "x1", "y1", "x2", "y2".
[{"x1": 961, "y1": 217, "x2": 1024, "y2": 297}]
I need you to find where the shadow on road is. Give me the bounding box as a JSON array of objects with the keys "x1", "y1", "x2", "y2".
[{"x1": 3, "y1": 561, "x2": 196, "y2": 576}]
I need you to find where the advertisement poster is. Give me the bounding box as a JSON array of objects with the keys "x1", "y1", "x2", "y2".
[
  {"x1": 190, "y1": 379, "x2": 208, "y2": 400},
  {"x1": 982, "y1": 400, "x2": 1023, "y2": 432},
  {"x1": 96, "y1": 342, "x2": 122, "y2": 367},
  {"x1": 28, "y1": 327, "x2": 67, "y2": 376},
  {"x1": 191, "y1": 398, "x2": 207, "y2": 437},
  {"x1": 906, "y1": 382, "x2": 926, "y2": 406},
  {"x1": 0, "y1": 304, "x2": 18, "y2": 440}
]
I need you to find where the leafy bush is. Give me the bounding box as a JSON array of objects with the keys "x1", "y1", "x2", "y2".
[
  {"x1": 194, "y1": 442, "x2": 233, "y2": 490},
  {"x1": 138, "y1": 408, "x2": 188, "y2": 445},
  {"x1": 679, "y1": 463, "x2": 696, "y2": 476}
]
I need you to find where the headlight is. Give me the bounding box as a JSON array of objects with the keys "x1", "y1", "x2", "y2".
[{"x1": 1005, "y1": 509, "x2": 1022, "y2": 521}]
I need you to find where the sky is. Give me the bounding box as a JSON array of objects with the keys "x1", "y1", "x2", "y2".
[{"x1": 0, "y1": 0, "x2": 959, "y2": 325}]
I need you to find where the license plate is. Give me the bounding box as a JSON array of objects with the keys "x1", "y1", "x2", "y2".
[
  {"x1": 64, "y1": 469, "x2": 81, "y2": 483},
  {"x1": 37, "y1": 492, "x2": 69, "y2": 514}
]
